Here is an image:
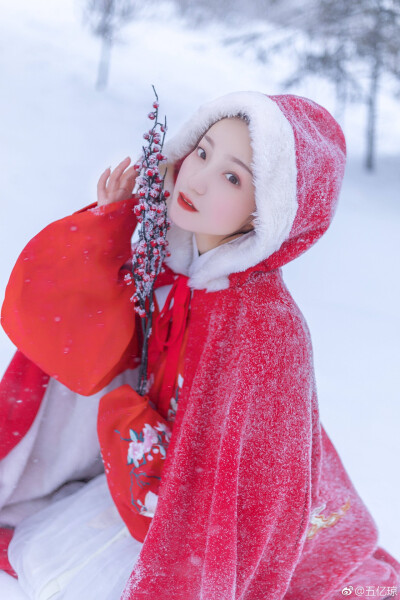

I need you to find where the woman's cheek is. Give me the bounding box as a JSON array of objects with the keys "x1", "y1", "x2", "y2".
[
  {"x1": 212, "y1": 198, "x2": 236, "y2": 232},
  {"x1": 165, "y1": 196, "x2": 175, "y2": 221},
  {"x1": 166, "y1": 196, "x2": 182, "y2": 225}
]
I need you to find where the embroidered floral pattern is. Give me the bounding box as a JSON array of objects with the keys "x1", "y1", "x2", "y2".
[
  {"x1": 306, "y1": 497, "x2": 351, "y2": 540},
  {"x1": 116, "y1": 421, "x2": 171, "y2": 516},
  {"x1": 167, "y1": 373, "x2": 184, "y2": 423}
]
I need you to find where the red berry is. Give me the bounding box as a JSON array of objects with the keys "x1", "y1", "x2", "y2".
[
  {"x1": 153, "y1": 102, "x2": 159, "y2": 109},
  {"x1": 148, "y1": 112, "x2": 156, "y2": 120},
  {"x1": 147, "y1": 169, "x2": 154, "y2": 177},
  {"x1": 163, "y1": 190, "x2": 170, "y2": 198}
]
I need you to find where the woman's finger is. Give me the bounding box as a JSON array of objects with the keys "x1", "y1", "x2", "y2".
[
  {"x1": 119, "y1": 166, "x2": 138, "y2": 192},
  {"x1": 107, "y1": 157, "x2": 131, "y2": 192},
  {"x1": 97, "y1": 167, "x2": 111, "y2": 203}
]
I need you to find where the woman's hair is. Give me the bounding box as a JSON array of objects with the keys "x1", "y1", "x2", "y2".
[
  {"x1": 235, "y1": 111, "x2": 250, "y2": 125},
  {"x1": 193, "y1": 112, "x2": 250, "y2": 149}
]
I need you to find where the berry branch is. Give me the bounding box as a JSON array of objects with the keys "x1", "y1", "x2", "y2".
[{"x1": 128, "y1": 86, "x2": 171, "y2": 396}]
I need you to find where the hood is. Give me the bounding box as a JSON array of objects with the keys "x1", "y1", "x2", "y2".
[{"x1": 161, "y1": 91, "x2": 346, "y2": 292}]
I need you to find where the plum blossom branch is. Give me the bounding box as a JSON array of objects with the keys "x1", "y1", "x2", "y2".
[{"x1": 127, "y1": 86, "x2": 171, "y2": 396}]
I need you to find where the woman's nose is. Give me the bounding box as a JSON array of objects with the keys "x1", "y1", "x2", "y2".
[{"x1": 188, "y1": 170, "x2": 207, "y2": 195}]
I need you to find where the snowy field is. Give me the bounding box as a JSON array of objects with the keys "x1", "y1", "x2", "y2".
[{"x1": 0, "y1": 0, "x2": 399, "y2": 561}]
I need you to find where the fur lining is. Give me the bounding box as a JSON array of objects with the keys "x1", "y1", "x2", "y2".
[{"x1": 162, "y1": 91, "x2": 298, "y2": 291}]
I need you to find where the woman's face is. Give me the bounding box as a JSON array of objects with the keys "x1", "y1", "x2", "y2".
[{"x1": 168, "y1": 117, "x2": 256, "y2": 254}]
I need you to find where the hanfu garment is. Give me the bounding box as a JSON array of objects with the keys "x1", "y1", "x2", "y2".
[
  {"x1": 1, "y1": 91, "x2": 400, "y2": 599},
  {"x1": 3, "y1": 272, "x2": 192, "y2": 599}
]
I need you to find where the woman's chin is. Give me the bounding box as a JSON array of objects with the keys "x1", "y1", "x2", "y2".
[
  {"x1": 171, "y1": 219, "x2": 197, "y2": 233},
  {"x1": 168, "y1": 204, "x2": 197, "y2": 232}
]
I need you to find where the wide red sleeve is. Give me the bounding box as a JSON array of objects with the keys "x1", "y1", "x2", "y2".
[{"x1": 1, "y1": 198, "x2": 142, "y2": 396}]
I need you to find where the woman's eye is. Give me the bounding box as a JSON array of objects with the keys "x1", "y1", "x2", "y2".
[
  {"x1": 196, "y1": 146, "x2": 206, "y2": 160},
  {"x1": 225, "y1": 173, "x2": 239, "y2": 186}
]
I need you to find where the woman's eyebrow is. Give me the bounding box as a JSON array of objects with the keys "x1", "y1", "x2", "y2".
[
  {"x1": 229, "y1": 156, "x2": 253, "y2": 176},
  {"x1": 203, "y1": 134, "x2": 253, "y2": 176}
]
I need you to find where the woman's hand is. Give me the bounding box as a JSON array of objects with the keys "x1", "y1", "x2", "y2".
[{"x1": 97, "y1": 157, "x2": 138, "y2": 206}]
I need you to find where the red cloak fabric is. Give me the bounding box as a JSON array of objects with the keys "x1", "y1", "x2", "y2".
[{"x1": 1, "y1": 92, "x2": 400, "y2": 599}]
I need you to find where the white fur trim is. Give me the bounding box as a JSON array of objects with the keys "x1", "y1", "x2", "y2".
[{"x1": 163, "y1": 91, "x2": 298, "y2": 291}]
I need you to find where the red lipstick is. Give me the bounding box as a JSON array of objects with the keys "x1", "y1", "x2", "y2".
[{"x1": 177, "y1": 192, "x2": 198, "y2": 212}]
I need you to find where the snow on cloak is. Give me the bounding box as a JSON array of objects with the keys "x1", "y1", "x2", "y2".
[{"x1": 120, "y1": 91, "x2": 400, "y2": 599}]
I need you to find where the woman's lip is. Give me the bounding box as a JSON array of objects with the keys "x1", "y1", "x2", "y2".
[{"x1": 177, "y1": 192, "x2": 198, "y2": 212}]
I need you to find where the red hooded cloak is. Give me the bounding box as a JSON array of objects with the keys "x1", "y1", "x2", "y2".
[{"x1": 1, "y1": 92, "x2": 399, "y2": 599}]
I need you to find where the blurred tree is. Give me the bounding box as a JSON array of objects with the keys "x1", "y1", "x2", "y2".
[
  {"x1": 172, "y1": 0, "x2": 283, "y2": 26},
  {"x1": 214, "y1": 0, "x2": 400, "y2": 171},
  {"x1": 284, "y1": 0, "x2": 400, "y2": 171},
  {"x1": 82, "y1": 0, "x2": 137, "y2": 90}
]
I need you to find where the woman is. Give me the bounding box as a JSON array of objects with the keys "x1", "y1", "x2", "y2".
[{"x1": 0, "y1": 91, "x2": 399, "y2": 599}]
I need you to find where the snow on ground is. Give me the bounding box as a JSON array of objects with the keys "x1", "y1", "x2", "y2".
[{"x1": 0, "y1": 0, "x2": 399, "y2": 560}]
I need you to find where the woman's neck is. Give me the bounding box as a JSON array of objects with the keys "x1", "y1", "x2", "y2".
[{"x1": 194, "y1": 232, "x2": 248, "y2": 255}]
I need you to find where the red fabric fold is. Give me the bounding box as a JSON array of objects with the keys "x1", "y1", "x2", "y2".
[
  {"x1": 0, "y1": 350, "x2": 49, "y2": 460},
  {"x1": 0, "y1": 528, "x2": 17, "y2": 578}
]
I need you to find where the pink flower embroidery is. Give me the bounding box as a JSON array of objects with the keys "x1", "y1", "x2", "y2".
[
  {"x1": 142, "y1": 423, "x2": 160, "y2": 452},
  {"x1": 126, "y1": 422, "x2": 171, "y2": 468},
  {"x1": 117, "y1": 419, "x2": 172, "y2": 515},
  {"x1": 128, "y1": 439, "x2": 145, "y2": 464},
  {"x1": 154, "y1": 421, "x2": 172, "y2": 444}
]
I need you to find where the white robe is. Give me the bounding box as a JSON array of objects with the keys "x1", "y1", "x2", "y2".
[
  {"x1": 8, "y1": 474, "x2": 143, "y2": 600},
  {"x1": 0, "y1": 370, "x2": 144, "y2": 599}
]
